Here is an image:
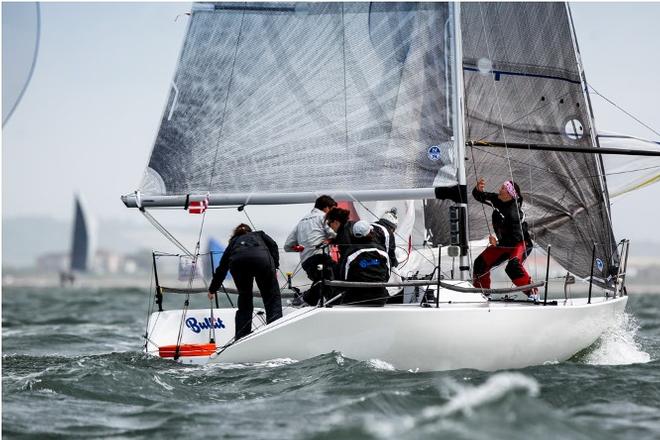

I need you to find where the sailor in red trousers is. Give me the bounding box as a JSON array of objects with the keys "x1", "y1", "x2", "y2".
[{"x1": 472, "y1": 177, "x2": 538, "y2": 301}]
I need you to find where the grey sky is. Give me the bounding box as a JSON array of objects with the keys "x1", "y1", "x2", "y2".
[{"x1": 2, "y1": 2, "x2": 659, "y2": 248}]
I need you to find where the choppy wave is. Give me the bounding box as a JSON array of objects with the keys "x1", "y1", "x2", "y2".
[
  {"x1": 424, "y1": 372, "x2": 540, "y2": 417},
  {"x1": 581, "y1": 312, "x2": 651, "y2": 365},
  {"x1": 3, "y1": 287, "x2": 660, "y2": 439}
]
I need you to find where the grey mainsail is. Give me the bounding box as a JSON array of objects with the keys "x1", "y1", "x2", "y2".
[
  {"x1": 426, "y1": 2, "x2": 618, "y2": 285},
  {"x1": 140, "y1": 2, "x2": 459, "y2": 202}
]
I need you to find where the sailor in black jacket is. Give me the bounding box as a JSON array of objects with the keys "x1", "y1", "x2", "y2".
[
  {"x1": 472, "y1": 178, "x2": 537, "y2": 300},
  {"x1": 208, "y1": 224, "x2": 282, "y2": 339},
  {"x1": 340, "y1": 221, "x2": 390, "y2": 306},
  {"x1": 371, "y1": 208, "x2": 399, "y2": 269}
]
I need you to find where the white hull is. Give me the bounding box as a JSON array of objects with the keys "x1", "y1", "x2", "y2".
[{"x1": 145, "y1": 285, "x2": 628, "y2": 371}]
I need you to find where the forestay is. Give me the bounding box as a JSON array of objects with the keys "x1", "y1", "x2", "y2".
[{"x1": 139, "y1": 2, "x2": 460, "y2": 203}]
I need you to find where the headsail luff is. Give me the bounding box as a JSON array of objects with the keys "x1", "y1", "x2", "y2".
[
  {"x1": 134, "y1": 2, "x2": 461, "y2": 206},
  {"x1": 425, "y1": 2, "x2": 618, "y2": 285}
]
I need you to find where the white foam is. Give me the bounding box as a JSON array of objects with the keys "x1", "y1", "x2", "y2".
[
  {"x1": 583, "y1": 312, "x2": 651, "y2": 365},
  {"x1": 423, "y1": 372, "x2": 540, "y2": 418},
  {"x1": 207, "y1": 357, "x2": 299, "y2": 370},
  {"x1": 152, "y1": 374, "x2": 174, "y2": 391},
  {"x1": 364, "y1": 414, "x2": 416, "y2": 438},
  {"x1": 367, "y1": 358, "x2": 396, "y2": 371}
]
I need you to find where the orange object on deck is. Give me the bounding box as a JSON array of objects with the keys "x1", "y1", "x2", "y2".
[{"x1": 159, "y1": 343, "x2": 217, "y2": 358}]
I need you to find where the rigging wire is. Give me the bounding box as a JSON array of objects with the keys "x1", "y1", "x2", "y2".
[
  {"x1": 475, "y1": 3, "x2": 534, "y2": 290},
  {"x1": 469, "y1": 144, "x2": 660, "y2": 183},
  {"x1": 588, "y1": 84, "x2": 660, "y2": 138}
]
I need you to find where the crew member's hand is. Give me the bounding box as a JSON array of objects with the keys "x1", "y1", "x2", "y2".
[
  {"x1": 292, "y1": 245, "x2": 304, "y2": 252},
  {"x1": 208, "y1": 291, "x2": 216, "y2": 301},
  {"x1": 477, "y1": 177, "x2": 486, "y2": 192},
  {"x1": 488, "y1": 235, "x2": 497, "y2": 246}
]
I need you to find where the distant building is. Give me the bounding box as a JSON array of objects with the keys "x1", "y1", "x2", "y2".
[
  {"x1": 35, "y1": 249, "x2": 148, "y2": 275},
  {"x1": 36, "y1": 253, "x2": 69, "y2": 272}
]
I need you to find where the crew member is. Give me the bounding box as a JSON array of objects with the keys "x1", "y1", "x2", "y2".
[
  {"x1": 472, "y1": 177, "x2": 537, "y2": 301},
  {"x1": 325, "y1": 206, "x2": 354, "y2": 270},
  {"x1": 341, "y1": 221, "x2": 390, "y2": 306},
  {"x1": 284, "y1": 195, "x2": 337, "y2": 305},
  {"x1": 208, "y1": 224, "x2": 282, "y2": 340}
]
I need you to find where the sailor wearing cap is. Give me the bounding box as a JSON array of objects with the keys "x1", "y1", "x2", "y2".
[{"x1": 340, "y1": 221, "x2": 390, "y2": 306}]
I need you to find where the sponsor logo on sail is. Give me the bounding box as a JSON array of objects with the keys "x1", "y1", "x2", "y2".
[
  {"x1": 596, "y1": 258, "x2": 604, "y2": 273},
  {"x1": 186, "y1": 317, "x2": 225, "y2": 334},
  {"x1": 427, "y1": 145, "x2": 442, "y2": 161}
]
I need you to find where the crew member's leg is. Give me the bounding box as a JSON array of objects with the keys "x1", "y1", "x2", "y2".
[
  {"x1": 473, "y1": 246, "x2": 510, "y2": 289},
  {"x1": 504, "y1": 241, "x2": 533, "y2": 290},
  {"x1": 230, "y1": 266, "x2": 255, "y2": 340},
  {"x1": 255, "y1": 262, "x2": 283, "y2": 324},
  {"x1": 301, "y1": 254, "x2": 335, "y2": 305}
]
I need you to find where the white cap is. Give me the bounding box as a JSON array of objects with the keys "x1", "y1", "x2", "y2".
[
  {"x1": 380, "y1": 208, "x2": 398, "y2": 228},
  {"x1": 352, "y1": 220, "x2": 373, "y2": 238}
]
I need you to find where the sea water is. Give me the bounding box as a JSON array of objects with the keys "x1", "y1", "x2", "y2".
[{"x1": 3, "y1": 287, "x2": 659, "y2": 439}]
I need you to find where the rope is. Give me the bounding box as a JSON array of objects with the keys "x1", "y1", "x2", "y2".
[
  {"x1": 474, "y1": 4, "x2": 535, "y2": 289},
  {"x1": 476, "y1": 4, "x2": 526, "y2": 243},
  {"x1": 469, "y1": 142, "x2": 493, "y2": 237}
]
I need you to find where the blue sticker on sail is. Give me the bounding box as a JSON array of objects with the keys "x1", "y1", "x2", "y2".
[
  {"x1": 595, "y1": 258, "x2": 604, "y2": 272},
  {"x1": 427, "y1": 145, "x2": 442, "y2": 161}
]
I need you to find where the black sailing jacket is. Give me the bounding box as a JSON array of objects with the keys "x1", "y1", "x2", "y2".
[
  {"x1": 472, "y1": 187, "x2": 526, "y2": 247},
  {"x1": 209, "y1": 231, "x2": 279, "y2": 292}
]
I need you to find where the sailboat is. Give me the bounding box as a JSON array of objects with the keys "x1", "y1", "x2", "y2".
[
  {"x1": 123, "y1": 3, "x2": 658, "y2": 371},
  {"x1": 60, "y1": 193, "x2": 95, "y2": 285}
]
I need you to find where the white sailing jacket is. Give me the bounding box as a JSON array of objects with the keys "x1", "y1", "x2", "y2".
[{"x1": 284, "y1": 208, "x2": 337, "y2": 264}]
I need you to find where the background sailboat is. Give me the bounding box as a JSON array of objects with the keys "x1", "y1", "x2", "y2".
[{"x1": 60, "y1": 193, "x2": 95, "y2": 285}]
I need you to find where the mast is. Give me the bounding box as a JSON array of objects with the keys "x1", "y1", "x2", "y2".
[{"x1": 450, "y1": 2, "x2": 470, "y2": 280}]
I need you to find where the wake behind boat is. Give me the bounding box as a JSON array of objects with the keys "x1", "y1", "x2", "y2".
[{"x1": 125, "y1": 2, "x2": 657, "y2": 371}]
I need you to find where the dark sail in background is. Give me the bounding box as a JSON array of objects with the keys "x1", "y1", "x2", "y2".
[
  {"x1": 70, "y1": 195, "x2": 90, "y2": 272},
  {"x1": 426, "y1": 2, "x2": 618, "y2": 284},
  {"x1": 141, "y1": 2, "x2": 457, "y2": 197}
]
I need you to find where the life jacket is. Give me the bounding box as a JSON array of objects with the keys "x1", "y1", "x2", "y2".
[{"x1": 343, "y1": 245, "x2": 390, "y2": 283}]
